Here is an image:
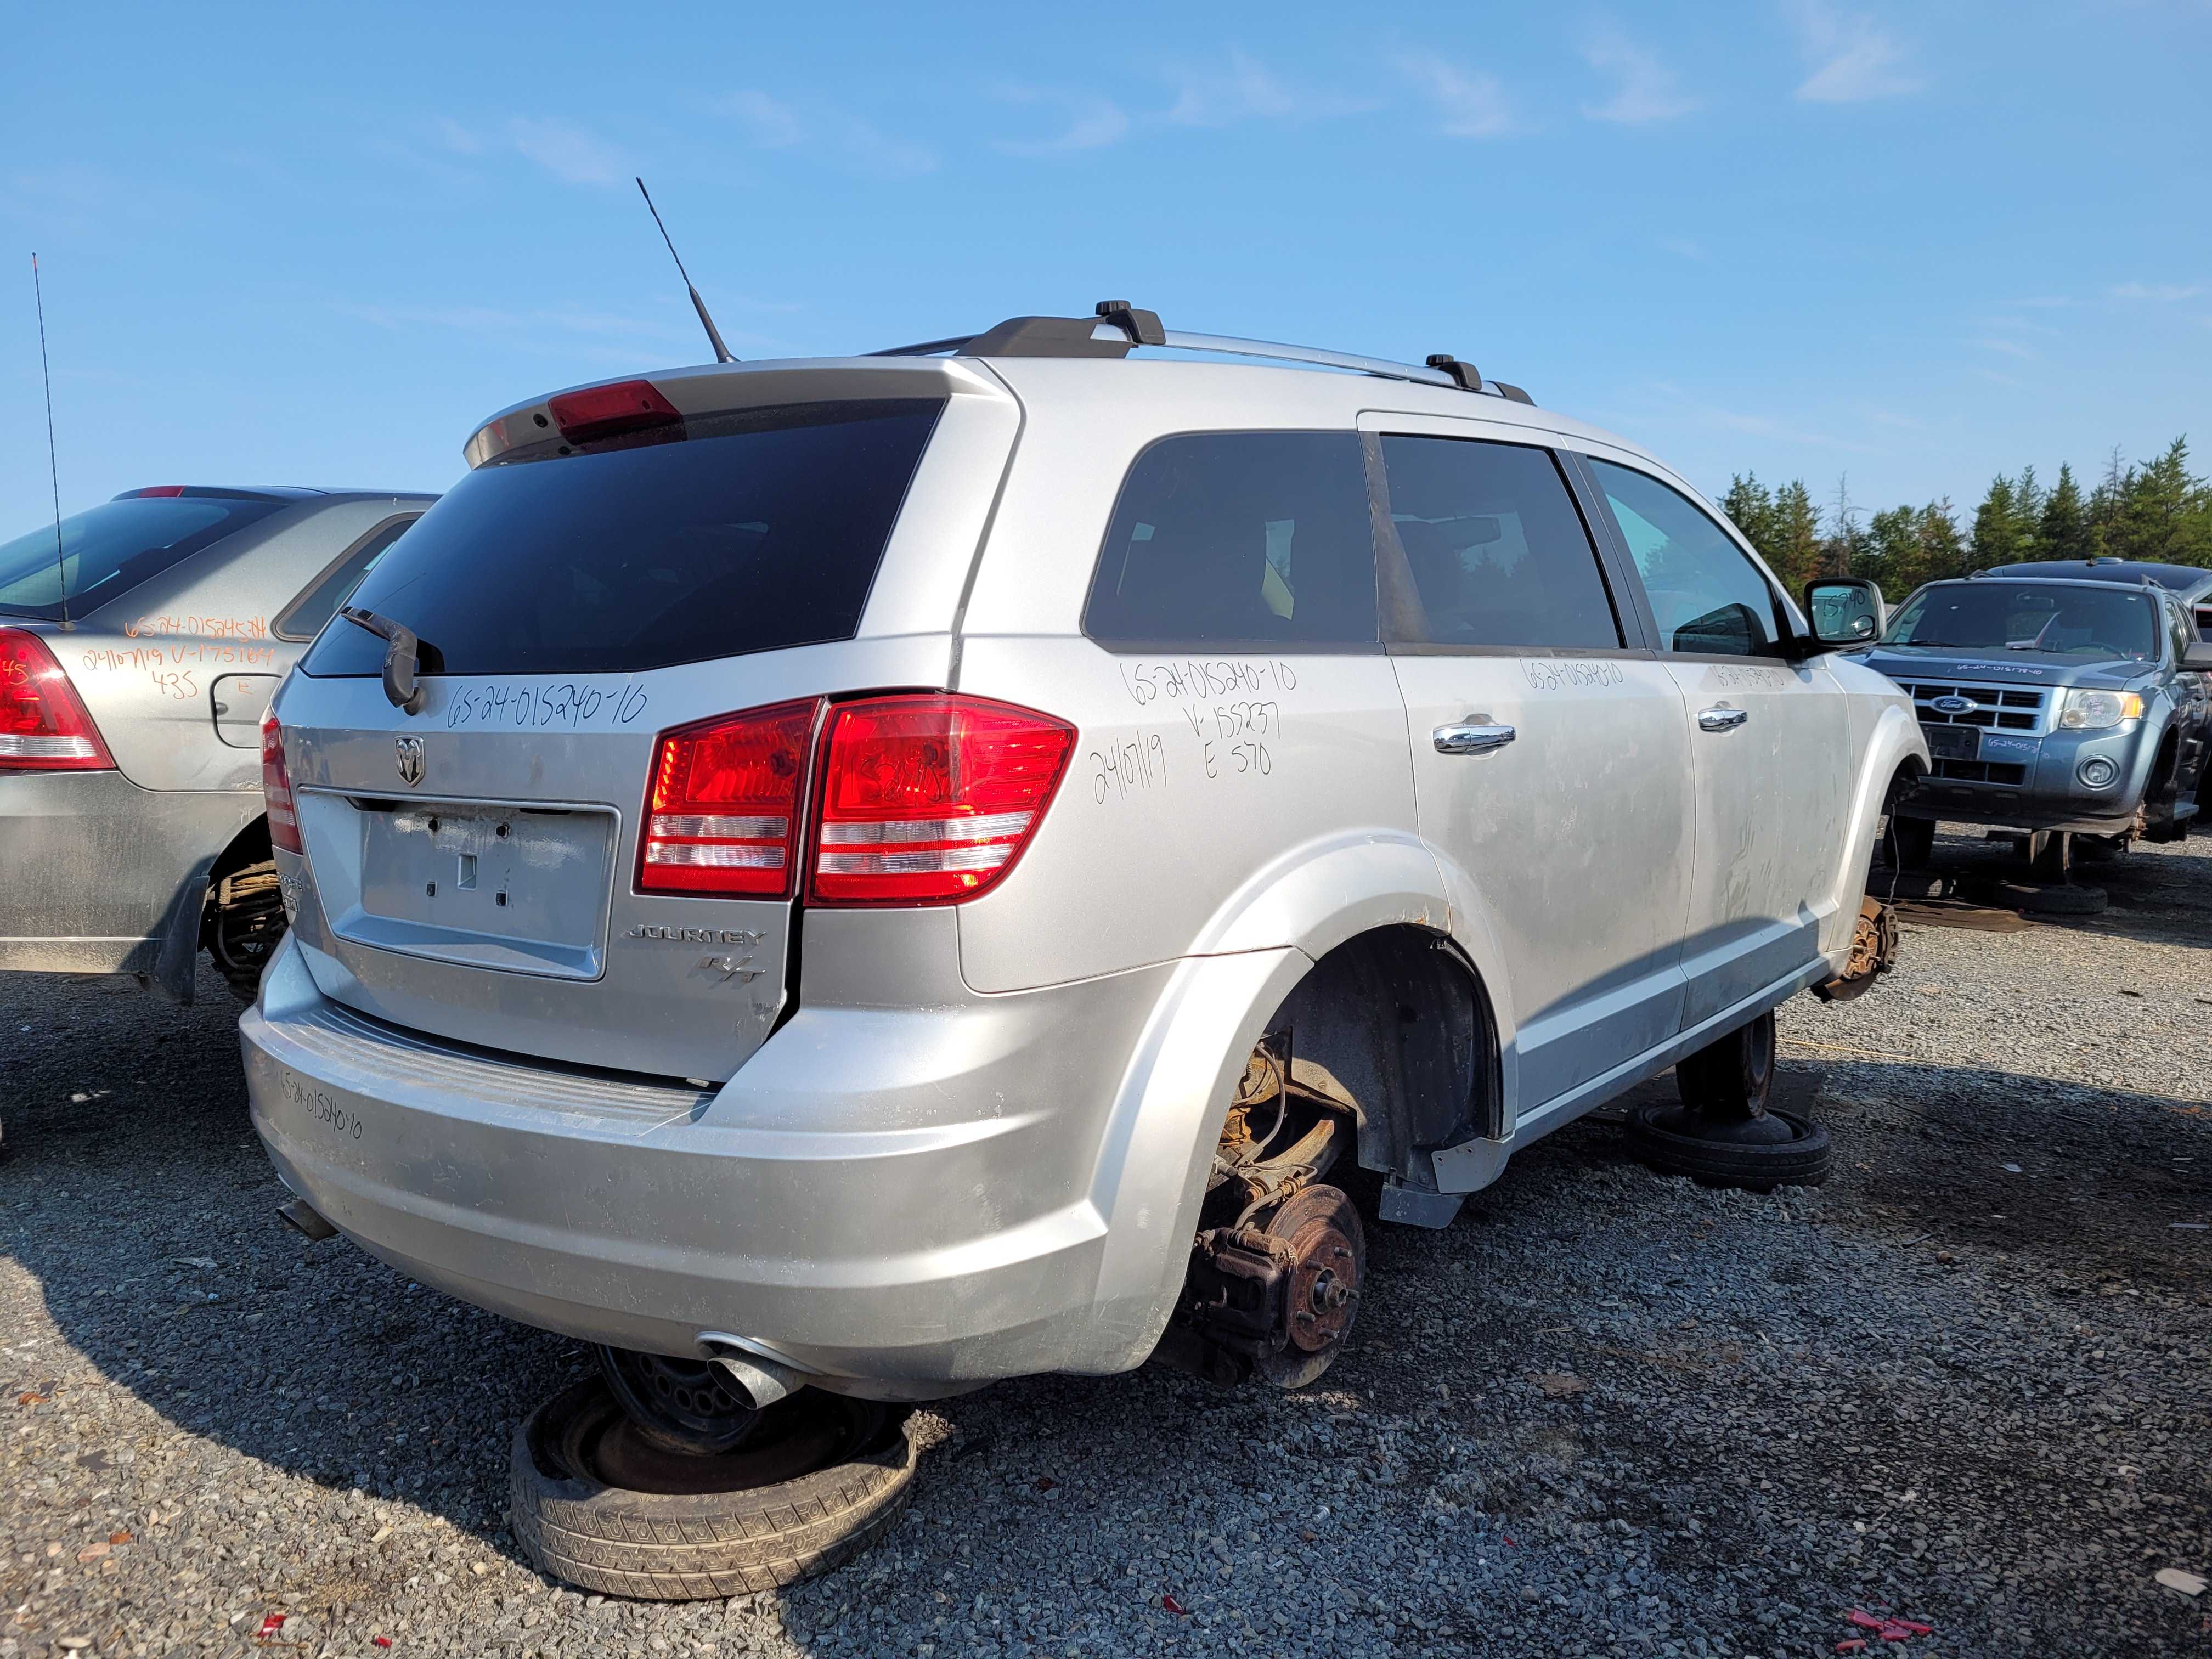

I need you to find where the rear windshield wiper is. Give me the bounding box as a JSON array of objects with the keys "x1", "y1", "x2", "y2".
[{"x1": 339, "y1": 606, "x2": 437, "y2": 715}]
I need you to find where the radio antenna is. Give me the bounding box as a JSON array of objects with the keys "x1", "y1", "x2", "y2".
[
  {"x1": 31, "y1": 253, "x2": 71, "y2": 629},
  {"x1": 635, "y1": 177, "x2": 735, "y2": 365}
]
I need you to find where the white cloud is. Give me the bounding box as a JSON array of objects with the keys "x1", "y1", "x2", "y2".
[
  {"x1": 835, "y1": 116, "x2": 938, "y2": 179},
  {"x1": 720, "y1": 93, "x2": 937, "y2": 177},
  {"x1": 507, "y1": 117, "x2": 626, "y2": 187},
  {"x1": 1969, "y1": 336, "x2": 2038, "y2": 360},
  {"x1": 1790, "y1": 3, "x2": 1922, "y2": 103},
  {"x1": 1160, "y1": 50, "x2": 1373, "y2": 127},
  {"x1": 1658, "y1": 236, "x2": 1710, "y2": 262},
  {"x1": 1397, "y1": 53, "x2": 1514, "y2": 138},
  {"x1": 723, "y1": 91, "x2": 804, "y2": 150},
  {"x1": 1579, "y1": 25, "x2": 1699, "y2": 125},
  {"x1": 2111, "y1": 281, "x2": 2205, "y2": 302},
  {"x1": 432, "y1": 116, "x2": 484, "y2": 156},
  {"x1": 995, "y1": 87, "x2": 1132, "y2": 156}
]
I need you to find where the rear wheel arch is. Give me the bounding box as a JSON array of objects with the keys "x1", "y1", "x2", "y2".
[{"x1": 1265, "y1": 924, "x2": 1504, "y2": 1179}]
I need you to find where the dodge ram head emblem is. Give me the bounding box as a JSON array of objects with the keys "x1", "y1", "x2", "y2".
[
  {"x1": 1928, "y1": 695, "x2": 1977, "y2": 715},
  {"x1": 394, "y1": 735, "x2": 425, "y2": 786}
]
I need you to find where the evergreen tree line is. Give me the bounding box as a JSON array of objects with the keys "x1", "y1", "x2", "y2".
[{"x1": 1720, "y1": 437, "x2": 2212, "y2": 601}]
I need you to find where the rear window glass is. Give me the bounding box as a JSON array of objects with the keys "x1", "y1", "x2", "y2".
[
  {"x1": 1084, "y1": 432, "x2": 1376, "y2": 647},
  {"x1": 301, "y1": 400, "x2": 943, "y2": 679},
  {"x1": 0, "y1": 496, "x2": 284, "y2": 620}
]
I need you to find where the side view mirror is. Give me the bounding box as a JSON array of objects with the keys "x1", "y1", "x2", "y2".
[
  {"x1": 1802, "y1": 577, "x2": 1886, "y2": 647},
  {"x1": 2183, "y1": 642, "x2": 2212, "y2": 672}
]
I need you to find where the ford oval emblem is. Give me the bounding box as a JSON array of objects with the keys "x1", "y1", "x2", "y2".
[
  {"x1": 1929, "y1": 695, "x2": 1976, "y2": 715},
  {"x1": 394, "y1": 735, "x2": 425, "y2": 787}
]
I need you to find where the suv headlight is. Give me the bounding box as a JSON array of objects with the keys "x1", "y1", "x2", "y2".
[{"x1": 2058, "y1": 689, "x2": 2145, "y2": 730}]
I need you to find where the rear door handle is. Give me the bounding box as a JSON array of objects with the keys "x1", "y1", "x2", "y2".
[
  {"x1": 1433, "y1": 723, "x2": 1516, "y2": 755},
  {"x1": 1697, "y1": 705, "x2": 1748, "y2": 732}
]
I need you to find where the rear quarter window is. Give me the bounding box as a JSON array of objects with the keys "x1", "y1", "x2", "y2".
[
  {"x1": 301, "y1": 400, "x2": 944, "y2": 679},
  {"x1": 1083, "y1": 432, "x2": 1376, "y2": 648}
]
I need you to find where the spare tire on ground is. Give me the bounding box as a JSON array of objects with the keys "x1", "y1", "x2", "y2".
[
  {"x1": 510, "y1": 1376, "x2": 917, "y2": 1600},
  {"x1": 1623, "y1": 1100, "x2": 1833, "y2": 1192}
]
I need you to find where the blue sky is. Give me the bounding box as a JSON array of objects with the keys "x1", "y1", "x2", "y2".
[{"x1": 4, "y1": 2, "x2": 2209, "y2": 530}]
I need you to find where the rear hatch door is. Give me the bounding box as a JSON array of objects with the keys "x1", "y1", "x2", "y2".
[{"x1": 274, "y1": 364, "x2": 1009, "y2": 1080}]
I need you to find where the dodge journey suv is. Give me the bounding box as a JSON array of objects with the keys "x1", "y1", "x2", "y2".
[{"x1": 244, "y1": 307, "x2": 1926, "y2": 1435}]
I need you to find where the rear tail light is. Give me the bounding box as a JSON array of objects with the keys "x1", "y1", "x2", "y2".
[
  {"x1": 639, "y1": 699, "x2": 818, "y2": 896},
  {"x1": 548, "y1": 380, "x2": 683, "y2": 445},
  {"x1": 261, "y1": 710, "x2": 302, "y2": 854},
  {"x1": 808, "y1": 695, "x2": 1074, "y2": 906},
  {"x1": 0, "y1": 628, "x2": 113, "y2": 771}
]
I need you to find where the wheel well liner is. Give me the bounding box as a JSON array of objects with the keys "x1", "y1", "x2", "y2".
[{"x1": 1266, "y1": 926, "x2": 1500, "y2": 1184}]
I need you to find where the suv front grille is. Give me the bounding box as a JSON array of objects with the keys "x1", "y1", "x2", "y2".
[{"x1": 1899, "y1": 680, "x2": 2049, "y2": 732}]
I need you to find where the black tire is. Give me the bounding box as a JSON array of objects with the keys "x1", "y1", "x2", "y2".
[
  {"x1": 510, "y1": 1379, "x2": 917, "y2": 1600},
  {"x1": 1885, "y1": 814, "x2": 1937, "y2": 871},
  {"x1": 1623, "y1": 1102, "x2": 1833, "y2": 1191},
  {"x1": 1992, "y1": 879, "x2": 2107, "y2": 916},
  {"x1": 1675, "y1": 1010, "x2": 1776, "y2": 1118}
]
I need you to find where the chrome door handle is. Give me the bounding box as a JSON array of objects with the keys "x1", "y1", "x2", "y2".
[
  {"x1": 1697, "y1": 705, "x2": 1748, "y2": 732},
  {"x1": 1432, "y1": 723, "x2": 1517, "y2": 755}
]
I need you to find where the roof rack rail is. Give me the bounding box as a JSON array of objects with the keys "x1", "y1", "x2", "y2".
[{"x1": 871, "y1": 302, "x2": 1533, "y2": 403}]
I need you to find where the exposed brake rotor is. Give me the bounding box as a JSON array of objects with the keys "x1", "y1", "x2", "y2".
[{"x1": 1255, "y1": 1184, "x2": 1364, "y2": 1390}]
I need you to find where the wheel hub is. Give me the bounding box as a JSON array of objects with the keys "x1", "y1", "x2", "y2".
[
  {"x1": 1258, "y1": 1185, "x2": 1365, "y2": 1387},
  {"x1": 596, "y1": 1345, "x2": 763, "y2": 1456}
]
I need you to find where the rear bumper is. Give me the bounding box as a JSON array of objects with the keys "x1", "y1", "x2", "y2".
[
  {"x1": 242, "y1": 932, "x2": 1178, "y2": 1389},
  {"x1": 0, "y1": 770, "x2": 258, "y2": 973}
]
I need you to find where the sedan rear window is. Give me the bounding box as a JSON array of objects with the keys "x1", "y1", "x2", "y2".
[
  {"x1": 0, "y1": 495, "x2": 284, "y2": 620},
  {"x1": 301, "y1": 400, "x2": 944, "y2": 679}
]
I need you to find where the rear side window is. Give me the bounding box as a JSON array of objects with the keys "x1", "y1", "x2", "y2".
[
  {"x1": 1084, "y1": 432, "x2": 1376, "y2": 647},
  {"x1": 274, "y1": 514, "x2": 419, "y2": 641},
  {"x1": 301, "y1": 400, "x2": 943, "y2": 679},
  {"x1": 1379, "y1": 437, "x2": 1620, "y2": 648},
  {"x1": 0, "y1": 495, "x2": 283, "y2": 620},
  {"x1": 1591, "y1": 461, "x2": 1780, "y2": 657}
]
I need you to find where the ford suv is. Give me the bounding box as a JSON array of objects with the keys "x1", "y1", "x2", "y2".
[
  {"x1": 243, "y1": 308, "x2": 1926, "y2": 1423},
  {"x1": 1854, "y1": 571, "x2": 2212, "y2": 867}
]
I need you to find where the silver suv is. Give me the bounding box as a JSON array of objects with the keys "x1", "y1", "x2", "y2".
[{"x1": 244, "y1": 308, "x2": 1926, "y2": 1412}]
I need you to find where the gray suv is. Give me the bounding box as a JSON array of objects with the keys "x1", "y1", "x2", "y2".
[
  {"x1": 243, "y1": 309, "x2": 1926, "y2": 1429},
  {"x1": 1, "y1": 486, "x2": 432, "y2": 1000},
  {"x1": 1854, "y1": 572, "x2": 2212, "y2": 866}
]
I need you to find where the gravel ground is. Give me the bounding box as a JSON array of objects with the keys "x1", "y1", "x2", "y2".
[{"x1": 4, "y1": 829, "x2": 2210, "y2": 1658}]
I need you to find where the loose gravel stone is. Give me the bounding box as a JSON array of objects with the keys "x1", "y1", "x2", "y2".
[{"x1": 3, "y1": 831, "x2": 2208, "y2": 1656}]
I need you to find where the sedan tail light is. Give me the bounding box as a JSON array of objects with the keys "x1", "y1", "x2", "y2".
[
  {"x1": 261, "y1": 710, "x2": 302, "y2": 854},
  {"x1": 0, "y1": 627, "x2": 113, "y2": 771},
  {"x1": 808, "y1": 695, "x2": 1074, "y2": 906},
  {"x1": 638, "y1": 699, "x2": 819, "y2": 896}
]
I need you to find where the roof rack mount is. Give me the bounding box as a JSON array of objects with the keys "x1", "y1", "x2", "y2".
[{"x1": 872, "y1": 303, "x2": 1533, "y2": 403}]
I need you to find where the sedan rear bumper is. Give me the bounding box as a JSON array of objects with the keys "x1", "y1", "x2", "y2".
[
  {"x1": 0, "y1": 770, "x2": 259, "y2": 974},
  {"x1": 241, "y1": 934, "x2": 1178, "y2": 1391}
]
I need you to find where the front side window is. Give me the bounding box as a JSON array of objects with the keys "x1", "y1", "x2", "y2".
[
  {"x1": 1084, "y1": 432, "x2": 1376, "y2": 646},
  {"x1": 1591, "y1": 460, "x2": 1780, "y2": 657},
  {"x1": 1882, "y1": 582, "x2": 2159, "y2": 661},
  {"x1": 1379, "y1": 436, "x2": 1620, "y2": 648}
]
